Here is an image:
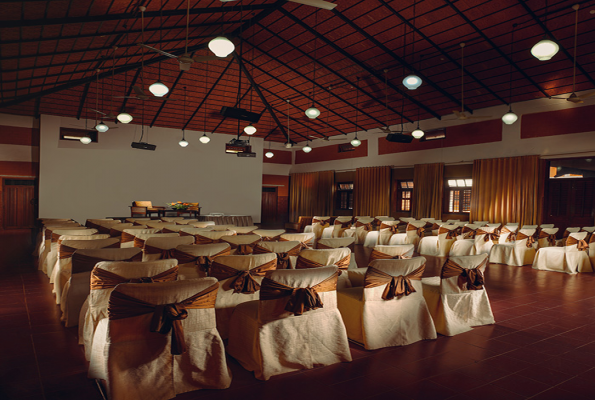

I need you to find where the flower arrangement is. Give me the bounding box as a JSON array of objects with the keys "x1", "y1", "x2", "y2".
[{"x1": 167, "y1": 201, "x2": 190, "y2": 210}]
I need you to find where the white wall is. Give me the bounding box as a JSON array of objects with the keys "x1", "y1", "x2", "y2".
[
  {"x1": 38, "y1": 115, "x2": 264, "y2": 224},
  {"x1": 0, "y1": 113, "x2": 39, "y2": 166},
  {"x1": 290, "y1": 94, "x2": 595, "y2": 173}
]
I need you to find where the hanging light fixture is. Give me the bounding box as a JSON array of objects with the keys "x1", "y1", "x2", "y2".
[
  {"x1": 244, "y1": 125, "x2": 256, "y2": 135},
  {"x1": 179, "y1": 86, "x2": 189, "y2": 146},
  {"x1": 95, "y1": 121, "x2": 109, "y2": 132},
  {"x1": 351, "y1": 79, "x2": 362, "y2": 147},
  {"x1": 265, "y1": 150, "x2": 274, "y2": 158},
  {"x1": 199, "y1": 134, "x2": 210, "y2": 144},
  {"x1": 209, "y1": 36, "x2": 235, "y2": 57},
  {"x1": 199, "y1": 63, "x2": 210, "y2": 144},
  {"x1": 503, "y1": 25, "x2": 519, "y2": 125},
  {"x1": 305, "y1": 12, "x2": 321, "y2": 119},
  {"x1": 117, "y1": 112, "x2": 133, "y2": 123},
  {"x1": 305, "y1": 105, "x2": 320, "y2": 119},
  {"x1": 303, "y1": 141, "x2": 312, "y2": 153},
  {"x1": 80, "y1": 135, "x2": 92, "y2": 144},
  {"x1": 149, "y1": 81, "x2": 169, "y2": 97},
  {"x1": 531, "y1": 0, "x2": 559, "y2": 61},
  {"x1": 403, "y1": 1, "x2": 423, "y2": 90},
  {"x1": 412, "y1": 125, "x2": 424, "y2": 139},
  {"x1": 179, "y1": 133, "x2": 189, "y2": 147}
]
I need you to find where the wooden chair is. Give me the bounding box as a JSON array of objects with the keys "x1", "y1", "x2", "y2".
[{"x1": 129, "y1": 201, "x2": 165, "y2": 218}]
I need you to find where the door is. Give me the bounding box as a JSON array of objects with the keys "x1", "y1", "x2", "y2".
[
  {"x1": 3, "y1": 178, "x2": 37, "y2": 229},
  {"x1": 545, "y1": 178, "x2": 595, "y2": 234},
  {"x1": 261, "y1": 187, "x2": 278, "y2": 226}
]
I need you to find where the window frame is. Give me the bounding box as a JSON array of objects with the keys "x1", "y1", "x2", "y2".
[
  {"x1": 444, "y1": 178, "x2": 472, "y2": 214},
  {"x1": 396, "y1": 180, "x2": 414, "y2": 212},
  {"x1": 336, "y1": 181, "x2": 354, "y2": 211}
]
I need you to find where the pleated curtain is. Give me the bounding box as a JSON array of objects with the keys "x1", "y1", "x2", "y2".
[
  {"x1": 289, "y1": 171, "x2": 334, "y2": 222},
  {"x1": 470, "y1": 155, "x2": 541, "y2": 226},
  {"x1": 353, "y1": 166, "x2": 391, "y2": 217},
  {"x1": 412, "y1": 163, "x2": 444, "y2": 220}
]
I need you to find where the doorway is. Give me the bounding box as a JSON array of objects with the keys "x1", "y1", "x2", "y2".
[{"x1": 261, "y1": 187, "x2": 278, "y2": 227}]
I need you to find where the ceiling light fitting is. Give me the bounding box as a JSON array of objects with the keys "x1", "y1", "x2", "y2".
[
  {"x1": 149, "y1": 81, "x2": 169, "y2": 97},
  {"x1": 80, "y1": 136, "x2": 92, "y2": 145},
  {"x1": 412, "y1": 126, "x2": 424, "y2": 139},
  {"x1": 244, "y1": 125, "x2": 256, "y2": 135},
  {"x1": 305, "y1": 105, "x2": 320, "y2": 119},
  {"x1": 117, "y1": 112, "x2": 133, "y2": 123},
  {"x1": 95, "y1": 122, "x2": 109, "y2": 132},
  {"x1": 352, "y1": 77, "x2": 362, "y2": 148},
  {"x1": 265, "y1": 151, "x2": 274, "y2": 158},
  {"x1": 503, "y1": 25, "x2": 519, "y2": 125},
  {"x1": 303, "y1": 142, "x2": 312, "y2": 153},
  {"x1": 199, "y1": 134, "x2": 210, "y2": 143},
  {"x1": 531, "y1": 38, "x2": 559, "y2": 61},
  {"x1": 208, "y1": 37, "x2": 235, "y2": 57},
  {"x1": 179, "y1": 137, "x2": 189, "y2": 147},
  {"x1": 403, "y1": 75, "x2": 422, "y2": 90},
  {"x1": 350, "y1": 136, "x2": 361, "y2": 147},
  {"x1": 502, "y1": 108, "x2": 518, "y2": 125}
]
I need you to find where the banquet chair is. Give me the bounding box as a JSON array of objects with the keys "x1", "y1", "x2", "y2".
[
  {"x1": 471, "y1": 226, "x2": 499, "y2": 255},
  {"x1": 368, "y1": 244, "x2": 415, "y2": 264},
  {"x1": 142, "y1": 236, "x2": 195, "y2": 261},
  {"x1": 227, "y1": 266, "x2": 351, "y2": 380},
  {"x1": 305, "y1": 216, "x2": 332, "y2": 239},
  {"x1": 473, "y1": 221, "x2": 489, "y2": 226},
  {"x1": 221, "y1": 234, "x2": 262, "y2": 255},
  {"x1": 81, "y1": 259, "x2": 179, "y2": 360},
  {"x1": 295, "y1": 248, "x2": 352, "y2": 289},
  {"x1": 316, "y1": 237, "x2": 357, "y2": 269},
  {"x1": 191, "y1": 221, "x2": 216, "y2": 228},
  {"x1": 172, "y1": 243, "x2": 231, "y2": 280},
  {"x1": 38, "y1": 222, "x2": 83, "y2": 267},
  {"x1": 374, "y1": 216, "x2": 395, "y2": 228},
  {"x1": 192, "y1": 230, "x2": 236, "y2": 245},
  {"x1": 43, "y1": 228, "x2": 99, "y2": 277},
  {"x1": 160, "y1": 224, "x2": 195, "y2": 233},
  {"x1": 144, "y1": 221, "x2": 178, "y2": 230},
  {"x1": 51, "y1": 236, "x2": 119, "y2": 305},
  {"x1": 129, "y1": 200, "x2": 165, "y2": 217},
  {"x1": 337, "y1": 257, "x2": 436, "y2": 350},
  {"x1": 348, "y1": 217, "x2": 374, "y2": 244},
  {"x1": 280, "y1": 232, "x2": 315, "y2": 248},
  {"x1": 252, "y1": 240, "x2": 302, "y2": 270},
  {"x1": 211, "y1": 224, "x2": 236, "y2": 231},
  {"x1": 120, "y1": 228, "x2": 159, "y2": 247},
  {"x1": 486, "y1": 223, "x2": 502, "y2": 229},
  {"x1": 375, "y1": 220, "x2": 402, "y2": 246},
  {"x1": 85, "y1": 219, "x2": 121, "y2": 234},
  {"x1": 208, "y1": 253, "x2": 278, "y2": 339},
  {"x1": 88, "y1": 279, "x2": 231, "y2": 400},
  {"x1": 498, "y1": 224, "x2": 519, "y2": 243},
  {"x1": 332, "y1": 216, "x2": 354, "y2": 238},
  {"x1": 489, "y1": 228, "x2": 538, "y2": 267},
  {"x1": 421, "y1": 254, "x2": 494, "y2": 336},
  {"x1": 60, "y1": 247, "x2": 142, "y2": 327},
  {"x1": 448, "y1": 224, "x2": 480, "y2": 256},
  {"x1": 108, "y1": 223, "x2": 135, "y2": 237},
  {"x1": 133, "y1": 232, "x2": 180, "y2": 249},
  {"x1": 557, "y1": 227, "x2": 581, "y2": 246},
  {"x1": 125, "y1": 218, "x2": 151, "y2": 224},
  {"x1": 252, "y1": 229, "x2": 285, "y2": 241},
  {"x1": 537, "y1": 228, "x2": 559, "y2": 249},
  {"x1": 533, "y1": 232, "x2": 591, "y2": 274},
  {"x1": 418, "y1": 225, "x2": 458, "y2": 256}
]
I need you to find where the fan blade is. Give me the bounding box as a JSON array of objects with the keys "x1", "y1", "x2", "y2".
[
  {"x1": 549, "y1": 96, "x2": 567, "y2": 99},
  {"x1": 580, "y1": 90, "x2": 595, "y2": 99},
  {"x1": 148, "y1": 97, "x2": 176, "y2": 101},
  {"x1": 193, "y1": 55, "x2": 232, "y2": 62},
  {"x1": 89, "y1": 108, "x2": 106, "y2": 116},
  {"x1": 113, "y1": 96, "x2": 138, "y2": 99},
  {"x1": 289, "y1": 0, "x2": 337, "y2": 10},
  {"x1": 466, "y1": 116, "x2": 492, "y2": 119},
  {"x1": 132, "y1": 86, "x2": 146, "y2": 96},
  {"x1": 139, "y1": 43, "x2": 178, "y2": 59}
]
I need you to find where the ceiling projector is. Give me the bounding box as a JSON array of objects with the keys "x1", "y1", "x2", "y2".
[
  {"x1": 131, "y1": 141, "x2": 156, "y2": 151},
  {"x1": 385, "y1": 133, "x2": 414, "y2": 143}
]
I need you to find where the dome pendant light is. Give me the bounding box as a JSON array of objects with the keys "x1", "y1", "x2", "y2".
[
  {"x1": 412, "y1": 122, "x2": 424, "y2": 139},
  {"x1": 502, "y1": 109, "x2": 518, "y2": 125},
  {"x1": 95, "y1": 121, "x2": 109, "y2": 132},
  {"x1": 531, "y1": 0, "x2": 559, "y2": 61},
  {"x1": 265, "y1": 151, "x2": 274, "y2": 158},
  {"x1": 244, "y1": 125, "x2": 256, "y2": 135},
  {"x1": 305, "y1": 12, "x2": 321, "y2": 120},
  {"x1": 80, "y1": 135, "x2": 92, "y2": 144},
  {"x1": 351, "y1": 135, "x2": 362, "y2": 147},
  {"x1": 403, "y1": 75, "x2": 422, "y2": 90},
  {"x1": 179, "y1": 136, "x2": 189, "y2": 147},
  {"x1": 179, "y1": 86, "x2": 189, "y2": 146},
  {"x1": 302, "y1": 141, "x2": 312, "y2": 153},
  {"x1": 351, "y1": 78, "x2": 362, "y2": 148},
  {"x1": 208, "y1": 36, "x2": 235, "y2": 57},
  {"x1": 502, "y1": 25, "x2": 519, "y2": 125},
  {"x1": 149, "y1": 81, "x2": 169, "y2": 97},
  {"x1": 199, "y1": 133, "x2": 210, "y2": 144},
  {"x1": 305, "y1": 105, "x2": 320, "y2": 119},
  {"x1": 117, "y1": 112, "x2": 133, "y2": 123}
]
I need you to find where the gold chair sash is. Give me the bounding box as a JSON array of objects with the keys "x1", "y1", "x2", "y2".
[
  {"x1": 108, "y1": 282, "x2": 218, "y2": 355},
  {"x1": 589, "y1": 233, "x2": 595, "y2": 244},
  {"x1": 226, "y1": 239, "x2": 260, "y2": 255},
  {"x1": 312, "y1": 218, "x2": 331, "y2": 227},
  {"x1": 562, "y1": 230, "x2": 571, "y2": 238},
  {"x1": 368, "y1": 250, "x2": 411, "y2": 263},
  {"x1": 253, "y1": 243, "x2": 301, "y2": 270},
  {"x1": 516, "y1": 232, "x2": 536, "y2": 248},
  {"x1": 406, "y1": 224, "x2": 425, "y2": 238},
  {"x1": 567, "y1": 236, "x2": 589, "y2": 251},
  {"x1": 208, "y1": 259, "x2": 277, "y2": 294},
  {"x1": 477, "y1": 229, "x2": 499, "y2": 242},
  {"x1": 121, "y1": 231, "x2": 136, "y2": 243},
  {"x1": 71, "y1": 252, "x2": 142, "y2": 274},
  {"x1": 262, "y1": 234, "x2": 283, "y2": 242},
  {"x1": 500, "y1": 227, "x2": 517, "y2": 242},
  {"x1": 278, "y1": 237, "x2": 312, "y2": 249},
  {"x1": 260, "y1": 271, "x2": 339, "y2": 316},
  {"x1": 58, "y1": 242, "x2": 119, "y2": 259},
  {"x1": 355, "y1": 221, "x2": 373, "y2": 231},
  {"x1": 90, "y1": 266, "x2": 179, "y2": 290},
  {"x1": 461, "y1": 226, "x2": 476, "y2": 239},
  {"x1": 195, "y1": 235, "x2": 222, "y2": 245},
  {"x1": 133, "y1": 236, "x2": 147, "y2": 248},
  {"x1": 364, "y1": 265, "x2": 425, "y2": 300},
  {"x1": 143, "y1": 244, "x2": 178, "y2": 260},
  {"x1": 440, "y1": 259, "x2": 486, "y2": 291},
  {"x1": 170, "y1": 247, "x2": 230, "y2": 274},
  {"x1": 438, "y1": 226, "x2": 457, "y2": 239},
  {"x1": 379, "y1": 223, "x2": 399, "y2": 234},
  {"x1": 538, "y1": 230, "x2": 557, "y2": 247},
  {"x1": 295, "y1": 254, "x2": 350, "y2": 271}
]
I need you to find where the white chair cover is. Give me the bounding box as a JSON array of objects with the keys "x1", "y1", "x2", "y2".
[
  {"x1": 377, "y1": 220, "x2": 401, "y2": 246},
  {"x1": 418, "y1": 225, "x2": 457, "y2": 256},
  {"x1": 537, "y1": 227, "x2": 559, "y2": 249},
  {"x1": 173, "y1": 243, "x2": 231, "y2": 280},
  {"x1": 233, "y1": 225, "x2": 259, "y2": 234},
  {"x1": 221, "y1": 234, "x2": 262, "y2": 255},
  {"x1": 280, "y1": 232, "x2": 315, "y2": 247},
  {"x1": 252, "y1": 229, "x2": 286, "y2": 241},
  {"x1": 489, "y1": 228, "x2": 537, "y2": 266},
  {"x1": 498, "y1": 224, "x2": 519, "y2": 244},
  {"x1": 332, "y1": 216, "x2": 354, "y2": 238},
  {"x1": 310, "y1": 216, "x2": 332, "y2": 239},
  {"x1": 471, "y1": 226, "x2": 499, "y2": 255},
  {"x1": 295, "y1": 248, "x2": 352, "y2": 289},
  {"x1": 42, "y1": 228, "x2": 98, "y2": 276},
  {"x1": 337, "y1": 257, "x2": 436, "y2": 349},
  {"x1": 160, "y1": 217, "x2": 185, "y2": 222},
  {"x1": 473, "y1": 221, "x2": 489, "y2": 226},
  {"x1": 88, "y1": 279, "x2": 231, "y2": 400},
  {"x1": 350, "y1": 217, "x2": 374, "y2": 244},
  {"x1": 533, "y1": 232, "x2": 591, "y2": 274},
  {"x1": 227, "y1": 266, "x2": 352, "y2": 380},
  {"x1": 142, "y1": 236, "x2": 195, "y2": 261},
  {"x1": 421, "y1": 254, "x2": 494, "y2": 336},
  {"x1": 316, "y1": 237, "x2": 357, "y2": 269},
  {"x1": 252, "y1": 241, "x2": 302, "y2": 270},
  {"x1": 120, "y1": 228, "x2": 160, "y2": 248},
  {"x1": 191, "y1": 221, "x2": 216, "y2": 228},
  {"x1": 556, "y1": 227, "x2": 581, "y2": 246},
  {"x1": 132, "y1": 232, "x2": 180, "y2": 249},
  {"x1": 174, "y1": 219, "x2": 198, "y2": 225}
]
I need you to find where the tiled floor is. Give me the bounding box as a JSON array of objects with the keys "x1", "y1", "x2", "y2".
[{"x1": 1, "y1": 245, "x2": 595, "y2": 400}]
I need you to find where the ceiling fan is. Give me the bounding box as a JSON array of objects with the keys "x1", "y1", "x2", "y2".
[
  {"x1": 450, "y1": 43, "x2": 492, "y2": 120},
  {"x1": 141, "y1": 1, "x2": 231, "y2": 71},
  {"x1": 220, "y1": 0, "x2": 337, "y2": 10},
  {"x1": 115, "y1": 85, "x2": 176, "y2": 101},
  {"x1": 550, "y1": 4, "x2": 595, "y2": 104}
]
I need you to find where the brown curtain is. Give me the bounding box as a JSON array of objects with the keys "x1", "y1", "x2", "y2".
[
  {"x1": 289, "y1": 171, "x2": 334, "y2": 222},
  {"x1": 412, "y1": 163, "x2": 444, "y2": 220},
  {"x1": 470, "y1": 155, "x2": 541, "y2": 225},
  {"x1": 353, "y1": 166, "x2": 391, "y2": 217}
]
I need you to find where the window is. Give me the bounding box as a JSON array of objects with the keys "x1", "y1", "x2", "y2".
[
  {"x1": 397, "y1": 180, "x2": 414, "y2": 212},
  {"x1": 446, "y1": 179, "x2": 472, "y2": 213},
  {"x1": 336, "y1": 182, "x2": 354, "y2": 210}
]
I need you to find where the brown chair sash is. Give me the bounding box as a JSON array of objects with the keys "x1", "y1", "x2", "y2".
[
  {"x1": 170, "y1": 247, "x2": 231, "y2": 274},
  {"x1": 335, "y1": 220, "x2": 352, "y2": 229},
  {"x1": 143, "y1": 244, "x2": 178, "y2": 260},
  {"x1": 58, "y1": 242, "x2": 119, "y2": 259},
  {"x1": 355, "y1": 221, "x2": 373, "y2": 231},
  {"x1": 227, "y1": 239, "x2": 260, "y2": 255},
  {"x1": 461, "y1": 226, "x2": 476, "y2": 239},
  {"x1": 589, "y1": 233, "x2": 595, "y2": 244},
  {"x1": 368, "y1": 250, "x2": 411, "y2": 263},
  {"x1": 90, "y1": 266, "x2": 179, "y2": 290},
  {"x1": 262, "y1": 234, "x2": 283, "y2": 242},
  {"x1": 438, "y1": 227, "x2": 457, "y2": 240},
  {"x1": 440, "y1": 258, "x2": 486, "y2": 291},
  {"x1": 566, "y1": 236, "x2": 589, "y2": 251},
  {"x1": 312, "y1": 218, "x2": 331, "y2": 227},
  {"x1": 538, "y1": 230, "x2": 557, "y2": 247},
  {"x1": 121, "y1": 231, "x2": 137, "y2": 243},
  {"x1": 72, "y1": 252, "x2": 142, "y2": 273},
  {"x1": 208, "y1": 259, "x2": 277, "y2": 294},
  {"x1": 563, "y1": 230, "x2": 571, "y2": 238},
  {"x1": 278, "y1": 237, "x2": 312, "y2": 250},
  {"x1": 364, "y1": 265, "x2": 425, "y2": 300},
  {"x1": 516, "y1": 232, "x2": 536, "y2": 248},
  {"x1": 500, "y1": 227, "x2": 517, "y2": 242},
  {"x1": 380, "y1": 223, "x2": 399, "y2": 234},
  {"x1": 316, "y1": 242, "x2": 355, "y2": 252},
  {"x1": 108, "y1": 282, "x2": 218, "y2": 355},
  {"x1": 406, "y1": 224, "x2": 425, "y2": 238},
  {"x1": 195, "y1": 235, "x2": 222, "y2": 245},
  {"x1": 295, "y1": 254, "x2": 350, "y2": 271},
  {"x1": 253, "y1": 244, "x2": 301, "y2": 270},
  {"x1": 260, "y1": 271, "x2": 339, "y2": 316},
  {"x1": 477, "y1": 229, "x2": 499, "y2": 242},
  {"x1": 134, "y1": 237, "x2": 147, "y2": 248}
]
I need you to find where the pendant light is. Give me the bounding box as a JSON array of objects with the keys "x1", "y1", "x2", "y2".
[
  {"x1": 502, "y1": 25, "x2": 519, "y2": 125},
  {"x1": 244, "y1": 125, "x2": 256, "y2": 135},
  {"x1": 117, "y1": 112, "x2": 133, "y2": 124},
  {"x1": 265, "y1": 141, "x2": 274, "y2": 158},
  {"x1": 305, "y1": 12, "x2": 321, "y2": 119},
  {"x1": 403, "y1": 0, "x2": 422, "y2": 90},
  {"x1": 80, "y1": 136, "x2": 92, "y2": 144},
  {"x1": 209, "y1": 37, "x2": 235, "y2": 57},
  {"x1": 302, "y1": 141, "x2": 312, "y2": 153},
  {"x1": 531, "y1": 0, "x2": 559, "y2": 61},
  {"x1": 200, "y1": 62, "x2": 211, "y2": 144},
  {"x1": 179, "y1": 86, "x2": 189, "y2": 147},
  {"x1": 95, "y1": 122, "x2": 109, "y2": 132},
  {"x1": 149, "y1": 5, "x2": 169, "y2": 97},
  {"x1": 412, "y1": 124, "x2": 424, "y2": 139},
  {"x1": 351, "y1": 79, "x2": 362, "y2": 147},
  {"x1": 94, "y1": 70, "x2": 109, "y2": 132}
]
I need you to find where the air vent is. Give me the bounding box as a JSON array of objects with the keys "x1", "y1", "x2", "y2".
[{"x1": 338, "y1": 143, "x2": 355, "y2": 153}]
